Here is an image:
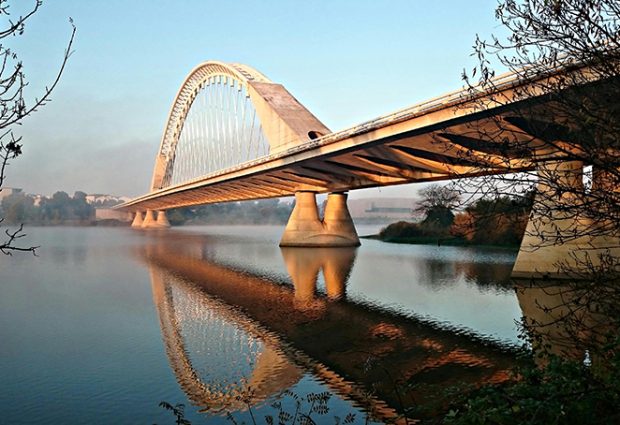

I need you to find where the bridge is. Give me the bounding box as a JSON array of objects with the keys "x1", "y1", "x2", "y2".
[{"x1": 118, "y1": 60, "x2": 619, "y2": 278}]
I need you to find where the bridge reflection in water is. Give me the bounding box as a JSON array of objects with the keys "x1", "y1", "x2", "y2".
[
  {"x1": 150, "y1": 268, "x2": 303, "y2": 412},
  {"x1": 515, "y1": 281, "x2": 616, "y2": 369},
  {"x1": 139, "y1": 230, "x2": 529, "y2": 422}
]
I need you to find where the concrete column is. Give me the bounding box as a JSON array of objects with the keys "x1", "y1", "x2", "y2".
[
  {"x1": 156, "y1": 210, "x2": 171, "y2": 228},
  {"x1": 142, "y1": 210, "x2": 157, "y2": 228},
  {"x1": 591, "y1": 166, "x2": 618, "y2": 192},
  {"x1": 591, "y1": 166, "x2": 620, "y2": 221},
  {"x1": 323, "y1": 192, "x2": 360, "y2": 246},
  {"x1": 142, "y1": 210, "x2": 171, "y2": 229},
  {"x1": 537, "y1": 159, "x2": 584, "y2": 200},
  {"x1": 512, "y1": 160, "x2": 591, "y2": 278},
  {"x1": 585, "y1": 165, "x2": 620, "y2": 265},
  {"x1": 279, "y1": 191, "x2": 360, "y2": 247},
  {"x1": 131, "y1": 211, "x2": 144, "y2": 228},
  {"x1": 280, "y1": 192, "x2": 324, "y2": 247}
]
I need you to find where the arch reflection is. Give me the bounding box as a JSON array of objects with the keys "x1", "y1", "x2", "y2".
[
  {"x1": 139, "y1": 230, "x2": 519, "y2": 422},
  {"x1": 149, "y1": 265, "x2": 302, "y2": 412}
]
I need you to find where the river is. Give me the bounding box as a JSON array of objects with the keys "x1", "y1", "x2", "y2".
[{"x1": 0, "y1": 225, "x2": 524, "y2": 424}]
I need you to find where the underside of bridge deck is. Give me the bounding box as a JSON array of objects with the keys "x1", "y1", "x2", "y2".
[{"x1": 118, "y1": 61, "x2": 620, "y2": 279}]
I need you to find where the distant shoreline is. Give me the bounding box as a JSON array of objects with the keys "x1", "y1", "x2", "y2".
[
  {"x1": 9, "y1": 219, "x2": 129, "y2": 227},
  {"x1": 361, "y1": 233, "x2": 520, "y2": 250}
]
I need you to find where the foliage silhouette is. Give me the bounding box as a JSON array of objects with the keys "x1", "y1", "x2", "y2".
[
  {"x1": 0, "y1": 0, "x2": 75, "y2": 254},
  {"x1": 442, "y1": 1, "x2": 620, "y2": 423},
  {"x1": 157, "y1": 390, "x2": 366, "y2": 425}
]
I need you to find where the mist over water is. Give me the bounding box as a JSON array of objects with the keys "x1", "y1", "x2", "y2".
[{"x1": 0, "y1": 225, "x2": 522, "y2": 423}]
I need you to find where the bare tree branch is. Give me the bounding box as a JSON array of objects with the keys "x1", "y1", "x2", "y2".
[{"x1": 0, "y1": 1, "x2": 75, "y2": 255}]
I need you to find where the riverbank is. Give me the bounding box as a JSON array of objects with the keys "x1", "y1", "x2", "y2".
[
  {"x1": 368, "y1": 219, "x2": 525, "y2": 250},
  {"x1": 4, "y1": 219, "x2": 130, "y2": 227},
  {"x1": 362, "y1": 232, "x2": 520, "y2": 250}
]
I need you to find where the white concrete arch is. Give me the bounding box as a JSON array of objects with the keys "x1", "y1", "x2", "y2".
[{"x1": 151, "y1": 61, "x2": 330, "y2": 191}]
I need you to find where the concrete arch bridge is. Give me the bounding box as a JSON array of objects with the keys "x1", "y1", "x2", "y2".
[{"x1": 118, "y1": 61, "x2": 620, "y2": 278}]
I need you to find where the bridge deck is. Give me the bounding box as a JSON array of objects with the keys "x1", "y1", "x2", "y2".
[{"x1": 119, "y1": 65, "x2": 603, "y2": 212}]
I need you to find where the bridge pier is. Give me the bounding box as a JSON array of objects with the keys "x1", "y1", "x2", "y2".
[
  {"x1": 512, "y1": 159, "x2": 620, "y2": 279},
  {"x1": 131, "y1": 211, "x2": 144, "y2": 228},
  {"x1": 140, "y1": 210, "x2": 171, "y2": 229},
  {"x1": 156, "y1": 210, "x2": 171, "y2": 228},
  {"x1": 142, "y1": 210, "x2": 157, "y2": 228},
  {"x1": 279, "y1": 192, "x2": 360, "y2": 247}
]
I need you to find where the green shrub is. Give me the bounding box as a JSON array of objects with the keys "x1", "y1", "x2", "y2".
[{"x1": 443, "y1": 338, "x2": 620, "y2": 425}]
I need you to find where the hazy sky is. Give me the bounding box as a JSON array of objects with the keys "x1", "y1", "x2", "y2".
[{"x1": 4, "y1": 0, "x2": 502, "y2": 198}]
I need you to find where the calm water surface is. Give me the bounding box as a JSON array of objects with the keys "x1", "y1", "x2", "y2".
[{"x1": 0, "y1": 225, "x2": 523, "y2": 424}]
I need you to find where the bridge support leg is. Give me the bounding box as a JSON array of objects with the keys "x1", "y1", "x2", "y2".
[
  {"x1": 280, "y1": 191, "x2": 360, "y2": 247},
  {"x1": 141, "y1": 209, "x2": 170, "y2": 229},
  {"x1": 142, "y1": 210, "x2": 157, "y2": 228},
  {"x1": 131, "y1": 211, "x2": 144, "y2": 228},
  {"x1": 156, "y1": 210, "x2": 171, "y2": 228},
  {"x1": 512, "y1": 160, "x2": 585, "y2": 278},
  {"x1": 511, "y1": 160, "x2": 620, "y2": 279}
]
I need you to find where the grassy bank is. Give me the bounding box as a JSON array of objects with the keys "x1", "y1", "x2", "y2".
[{"x1": 364, "y1": 220, "x2": 521, "y2": 250}]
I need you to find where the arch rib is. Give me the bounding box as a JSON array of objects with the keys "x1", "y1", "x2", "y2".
[{"x1": 151, "y1": 61, "x2": 330, "y2": 191}]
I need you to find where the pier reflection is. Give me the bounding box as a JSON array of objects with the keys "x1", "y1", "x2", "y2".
[
  {"x1": 281, "y1": 247, "x2": 356, "y2": 310},
  {"x1": 515, "y1": 281, "x2": 616, "y2": 366},
  {"x1": 139, "y1": 231, "x2": 518, "y2": 421}
]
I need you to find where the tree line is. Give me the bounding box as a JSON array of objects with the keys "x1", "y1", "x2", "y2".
[
  {"x1": 378, "y1": 184, "x2": 533, "y2": 247},
  {"x1": 1, "y1": 191, "x2": 94, "y2": 225},
  {"x1": 166, "y1": 199, "x2": 294, "y2": 225},
  {"x1": 1, "y1": 193, "x2": 297, "y2": 226}
]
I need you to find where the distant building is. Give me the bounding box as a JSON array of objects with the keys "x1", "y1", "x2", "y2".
[
  {"x1": 94, "y1": 208, "x2": 132, "y2": 222},
  {"x1": 0, "y1": 187, "x2": 22, "y2": 201},
  {"x1": 347, "y1": 198, "x2": 422, "y2": 222},
  {"x1": 30, "y1": 194, "x2": 45, "y2": 207},
  {"x1": 86, "y1": 194, "x2": 131, "y2": 206}
]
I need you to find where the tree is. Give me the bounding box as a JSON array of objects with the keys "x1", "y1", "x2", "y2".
[
  {"x1": 453, "y1": 0, "x2": 620, "y2": 254},
  {"x1": 445, "y1": 0, "x2": 620, "y2": 283},
  {"x1": 444, "y1": 1, "x2": 620, "y2": 422},
  {"x1": 0, "y1": 1, "x2": 75, "y2": 254},
  {"x1": 1, "y1": 192, "x2": 37, "y2": 224},
  {"x1": 71, "y1": 191, "x2": 93, "y2": 220},
  {"x1": 450, "y1": 194, "x2": 532, "y2": 246},
  {"x1": 416, "y1": 184, "x2": 460, "y2": 232}
]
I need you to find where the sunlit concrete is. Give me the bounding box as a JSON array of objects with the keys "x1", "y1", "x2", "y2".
[
  {"x1": 141, "y1": 209, "x2": 170, "y2": 229},
  {"x1": 512, "y1": 159, "x2": 620, "y2": 279},
  {"x1": 156, "y1": 210, "x2": 171, "y2": 228},
  {"x1": 131, "y1": 211, "x2": 144, "y2": 228},
  {"x1": 150, "y1": 61, "x2": 330, "y2": 192},
  {"x1": 141, "y1": 210, "x2": 157, "y2": 228},
  {"x1": 119, "y1": 62, "x2": 553, "y2": 214},
  {"x1": 279, "y1": 192, "x2": 360, "y2": 247}
]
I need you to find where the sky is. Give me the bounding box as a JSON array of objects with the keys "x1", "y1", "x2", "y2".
[{"x1": 4, "y1": 0, "x2": 504, "y2": 199}]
